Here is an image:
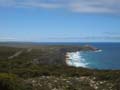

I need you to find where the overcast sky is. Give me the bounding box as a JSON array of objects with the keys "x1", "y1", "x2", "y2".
[{"x1": 0, "y1": 0, "x2": 120, "y2": 42}]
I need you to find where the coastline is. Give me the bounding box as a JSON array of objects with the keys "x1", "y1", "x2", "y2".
[{"x1": 65, "y1": 51, "x2": 89, "y2": 68}]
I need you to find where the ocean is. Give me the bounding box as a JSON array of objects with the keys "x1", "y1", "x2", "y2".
[
  {"x1": 64, "y1": 42, "x2": 120, "y2": 70},
  {"x1": 36, "y1": 42, "x2": 120, "y2": 70}
]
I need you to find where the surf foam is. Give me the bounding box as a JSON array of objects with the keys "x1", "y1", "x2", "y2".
[{"x1": 66, "y1": 51, "x2": 88, "y2": 68}]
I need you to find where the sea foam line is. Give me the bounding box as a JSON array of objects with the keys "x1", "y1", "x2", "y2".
[{"x1": 66, "y1": 51, "x2": 88, "y2": 68}]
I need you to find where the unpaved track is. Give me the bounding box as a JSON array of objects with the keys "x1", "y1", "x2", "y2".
[{"x1": 8, "y1": 50, "x2": 23, "y2": 59}]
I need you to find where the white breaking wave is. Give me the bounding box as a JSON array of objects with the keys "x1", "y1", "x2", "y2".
[
  {"x1": 94, "y1": 49, "x2": 102, "y2": 53},
  {"x1": 66, "y1": 51, "x2": 88, "y2": 68}
]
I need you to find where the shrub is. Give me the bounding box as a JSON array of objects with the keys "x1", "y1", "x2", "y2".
[{"x1": 0, "y1": 73, "x2": 27, "y2": 90}]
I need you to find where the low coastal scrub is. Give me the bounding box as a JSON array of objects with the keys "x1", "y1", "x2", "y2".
[
  {"x1": 0, "y1": 46, "x2": 120, "y2": 90},
  {"x1": 0, "y1": 73, "x2": 32, "y2": 90}
]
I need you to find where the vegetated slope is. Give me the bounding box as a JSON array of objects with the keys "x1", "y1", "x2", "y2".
[{"x1": 0, "y1": 45, "x2": 120, "y2": 90}]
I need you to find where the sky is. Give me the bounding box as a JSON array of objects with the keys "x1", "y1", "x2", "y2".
[{"x1": 0, "y1": 0, "x2": 120, "y2": 42}]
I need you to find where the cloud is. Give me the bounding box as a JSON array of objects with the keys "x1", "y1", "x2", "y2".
[
  {"x1": 46, "y1": 36, "x2": 120, "y2": 40},
  {"x1": 0, "y1": 36, "x2": 16, "y2": 41},
  {"x1": 0, "y1": 0, "x2": 120, "y2": 13},
  {"x1": 104, "y1": 32, "x2": 120, "y2": 35}
]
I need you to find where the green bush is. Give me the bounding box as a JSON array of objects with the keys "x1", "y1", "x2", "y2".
[{"x1": 0, "y1": 73, "x2": 28, "y2": 90}]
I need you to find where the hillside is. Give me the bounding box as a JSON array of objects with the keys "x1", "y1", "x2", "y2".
[{"x1": 0, "y1": 44, "x2": 120, "y2": 90}]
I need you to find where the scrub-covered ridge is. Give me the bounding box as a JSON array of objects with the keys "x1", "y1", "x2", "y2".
[{"x1": 0, "y1": 43, "x2": 120, "y2": 90}]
